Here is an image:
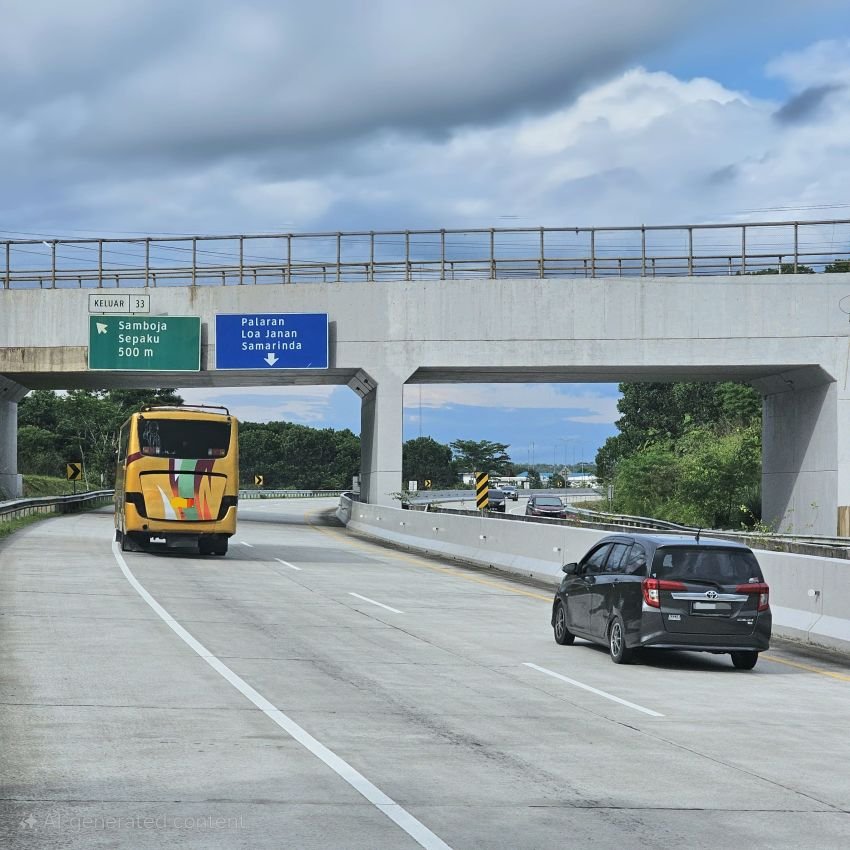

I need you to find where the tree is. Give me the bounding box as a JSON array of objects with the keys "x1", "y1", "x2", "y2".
[
  {"x1": 403, "y1": 437, "x2": 456, "y2": 488},
  {"x1": 449, "y1": 439, "x2": 512, "y2": 475},
  {"x1": 825, "y1": 259, "x2": 850, "y2": 273},
  {"x1": 746, "y1": 263, "x2": 814, "y2": 275}
]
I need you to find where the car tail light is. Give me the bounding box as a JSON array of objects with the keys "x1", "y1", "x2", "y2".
[
  {"x1": 642, "y1": 577, "x2": 686, "y2": 608},
  {"x1": 736, "y1": 582, "x2": 770, "y2": 611}
]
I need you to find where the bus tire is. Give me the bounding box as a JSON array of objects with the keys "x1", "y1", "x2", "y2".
[
  {"x1": 198, "y1": 538, "x2": 213, "y2": 556},
  {"x1": 214, "y1": 538, "x2": 228, "y2": 556}
]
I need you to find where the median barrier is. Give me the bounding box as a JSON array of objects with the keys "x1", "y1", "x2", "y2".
[{"x1": 336, "y1": 495, "x2": 850, "y2": 654}]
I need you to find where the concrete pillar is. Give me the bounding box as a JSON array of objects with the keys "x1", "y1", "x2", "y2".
[
  {"x1": 759, "y1": 368, "x2": 838, "y2": 536},
  {"x1": 0, "y1": 376, "x2": 28, "y2": 500},
  {"x1": 349, "y1": 368, "x2": 409, "y2": 506}
]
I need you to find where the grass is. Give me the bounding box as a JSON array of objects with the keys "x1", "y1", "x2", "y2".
[
  {"x1": 0, "y1": 511, "x2": 59, "y2": 541},
  {"x1": 0, "y1": 475, "x2": 110, "y2": 541},
  {"x1": 23, "y1": 474, "x2": 89, "y2": 497}
]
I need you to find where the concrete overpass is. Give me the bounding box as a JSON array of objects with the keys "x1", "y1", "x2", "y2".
[{"x1": 2, "y1": 222, "x2": 850, "y2": 534}]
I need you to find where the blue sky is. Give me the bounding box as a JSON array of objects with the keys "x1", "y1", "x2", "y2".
[{"x1": 3, "y1": 1, "x2": 850, "y2": 465}]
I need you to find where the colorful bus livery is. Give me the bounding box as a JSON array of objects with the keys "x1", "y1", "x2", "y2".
[{"x1": 115, "y1": 405, "x2": 238, "y2": 555}]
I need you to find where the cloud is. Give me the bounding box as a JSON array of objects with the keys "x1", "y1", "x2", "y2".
[
  {"x1": 773, "y1": 83, "x2": 844, "y2": 124},
  {"x1": 405, "y1": 384, "x2": 620, "y2": 424},
  {"x1": 178, "y1": 385, "x2": 348, "y2": 424}
]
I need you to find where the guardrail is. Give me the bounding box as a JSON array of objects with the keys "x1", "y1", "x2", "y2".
[
  {"x1": 0, "y1": 490, "x2": 115, "y2": 523},
  {"x1": 4, "y1": 218, "x2": 849, "y2": 288},
  {"x1": 238, "y1": 489, "x2": 347, "y2": 500}
]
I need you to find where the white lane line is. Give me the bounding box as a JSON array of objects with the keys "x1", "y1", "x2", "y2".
[
  {"x1": 111, "y1": 543, "x2": 450, "y2": 850},
  {"x1": 349, "y1": 592, "x2": 404, "y2": 614},
  {"x1": 240, "y1": 541, "x2": 254, "y2": 547},
  {"x1": 523, "y1": 663, "x2": 664, "y2": 717},
  {"x1": 275, "y1": 557, "x2": 302, "y2": 571}
]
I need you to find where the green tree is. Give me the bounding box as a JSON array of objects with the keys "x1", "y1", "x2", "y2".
[
  {"x1": 403, "y1": 437, "x2": 456, "y2": 488},
  {"x1": 449, "y1": 439, "x2": 512, "y2": 476},
  {"x1": 746, "y1": 263, "x2": 814, "y2": 275},
  {"x1": 825, "y1": 259, "x2": 850, "y2": 273}
]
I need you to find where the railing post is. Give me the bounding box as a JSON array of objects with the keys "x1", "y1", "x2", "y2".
[
  {"x1": 590, "y1": 228, "x2": 596, "y2": 278},
  {"x1": 145, "y1": 238, "x2": 150, "y2": 287},
  {"x1": 490, "y1": 229, "x2": 496, "y2": 279},
  {"x1": 98, "y1": 241, "x2": 103, "y2": 288},
  {"x1": 192, "y1": 238, "x2": 197, "y2": 286},
  {"x1": 640, "y1": 226, "x2": 646, "y2": 277},
  {"x1": 336, "y1": 232, "x2": 341, "y2": 282},
  {"x1": 286, "y1": 235, "x2": 292, "y2": 283},
  {"x1": 741, "y1": 225, "x2": 746, "y2": 274},
  {"x1": 5, "y1": 242, "x2": 9, "y2": 289},
  {"x1": 370, "y1": 231, "x2": 375, "y2": 281},
  {"x1": 539, "y1": 227, "x2": 545, "y2": 278},
  {"x1": 405, "y1": 230, "x2": 411, "y2": 281},
  {"x1": 688, "y1": 227, "x2": 694, "y2": 275},
  {"x1": 440, "y1": 229, "x2": 445, "y2": 280},
  {"x1": 239, "y1": 236, "x2": 244, "y2": 285},
  {"x1": 793, "y1": 222, "x2": 799, "y2": 273}
]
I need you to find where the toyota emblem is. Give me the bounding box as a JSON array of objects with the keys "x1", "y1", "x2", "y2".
[{"x1": 705, "y1": 590, "x2": 718, "y2": 599}]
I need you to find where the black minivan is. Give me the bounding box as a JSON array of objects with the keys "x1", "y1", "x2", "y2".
[{"x1": 551, "y1": 533, "x2": 771, "y2": 669}]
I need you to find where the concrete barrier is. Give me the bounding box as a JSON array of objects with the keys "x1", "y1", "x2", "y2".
[{"x1": 337, "y1": 496, "x2": 850, "y2": 654}]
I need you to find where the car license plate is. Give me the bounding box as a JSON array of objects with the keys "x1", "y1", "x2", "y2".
[{"x1": 693, "y1": 601, "x2": 731, "y2": 612}]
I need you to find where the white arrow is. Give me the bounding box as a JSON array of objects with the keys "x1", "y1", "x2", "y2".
[
  {"x1": 96, "y1": 322, "x2": 108, "y2": 334},
  {"x1": 264, "y1": 353, "x2": 279, "y2": 366}
]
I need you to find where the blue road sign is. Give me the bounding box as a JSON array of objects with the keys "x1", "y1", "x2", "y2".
[{"x1": 215, "y1": 313, "x2": 329, "y2": 370}]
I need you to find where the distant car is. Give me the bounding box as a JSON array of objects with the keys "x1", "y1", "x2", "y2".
[
  {"x1": 525, "y1": 494, "x2": 568, "y2": 518},
  {"x1": 551, "y1": 533, "x2": 771, "y2": 668},
  {"x1": 502, "y1": 485, "x2": 519, "y2": 500},
  {"x1": 485, "y1": 488, "x2": 506, "y2": 512}
]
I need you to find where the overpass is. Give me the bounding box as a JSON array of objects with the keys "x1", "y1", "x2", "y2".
[{"x1": 2, "y1": 219, "x2": 850, "y2": 535}]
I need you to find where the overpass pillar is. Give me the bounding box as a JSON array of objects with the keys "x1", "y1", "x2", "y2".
[
  {"x1": 0, "y1": 377, "x2": 28, "y2": 500},
  {"x1": 759, "y1": 368, "x2": 842, "y2": 536},
  {"x1": 350, "y1": 368, "x2": 409, "y2": 506}
]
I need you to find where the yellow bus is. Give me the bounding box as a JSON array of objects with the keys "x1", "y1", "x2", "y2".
[{"x1": 115, "y1": 405, "x2": 239, "y2": 555}]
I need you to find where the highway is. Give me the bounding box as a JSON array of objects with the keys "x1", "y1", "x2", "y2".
[{"x1": 2, "y1": 499, "x2": 850, "y2": 849}]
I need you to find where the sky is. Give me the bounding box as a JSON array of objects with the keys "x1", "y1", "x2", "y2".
[{"x1": 5, "y1": 1, "x2": 850, "y2": 467}]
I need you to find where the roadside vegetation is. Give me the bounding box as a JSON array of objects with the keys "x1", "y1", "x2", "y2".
[{"x1": 595, "y1": 382, "x2": 763, "y2": 529}]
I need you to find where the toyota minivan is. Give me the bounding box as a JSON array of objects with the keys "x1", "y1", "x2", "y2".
[{"x1": 551, "y1": 533, "x2": 771, "y2": 668}]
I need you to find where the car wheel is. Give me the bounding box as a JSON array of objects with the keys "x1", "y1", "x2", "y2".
[
  {"x1": 553, "y1": 602, "x2": 575, "y2": 646},
  {"x1": 730, "y1": 651, "x2": 759, "y2": 670},
  {"x1": 608, "y1": 616, "x2": 633, "y2": 664}
]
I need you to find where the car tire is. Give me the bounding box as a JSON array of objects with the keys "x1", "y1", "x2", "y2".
[
  {"x1": 730, "y1": 651, "x2": 759, "y2": 670},
  {"x1": 608, "y1": 616, "x2": 633, "y2": 664},
  {"x1": 553, "y1": 601, "x2": 575, "y2": 646}
]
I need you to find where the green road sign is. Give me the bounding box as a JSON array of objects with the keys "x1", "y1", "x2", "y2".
[{"x1": 88, "y1": 316, "x2": 201, "y2": 371}]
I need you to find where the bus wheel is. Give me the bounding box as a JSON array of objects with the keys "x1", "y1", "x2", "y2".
[
  {"x1": 214, "y1": 538, "x2": 228, "y2": 556},
  {"x1": 198, "y1": 538, "x2": 213, "y2": 556}
]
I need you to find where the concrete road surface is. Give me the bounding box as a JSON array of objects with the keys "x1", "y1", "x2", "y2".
[{"x1": 2, "y1": 499, "x2": 849, "y2": 849}]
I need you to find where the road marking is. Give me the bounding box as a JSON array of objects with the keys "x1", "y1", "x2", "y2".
[
  {"x1": 523, "y1": 662, "x2": 664, "y2": 717},
  {"x1": 762, "y1": 654, "x2": 850, "y2": 682},
  {"x1": 349, "y1": 592, "x2": 404, "y2": 614},
  {"x1": 275, "y1": 557, "x2": 302, "y2": 571},
  {"x1": 240, "y1": 541, "x2": 254, "y2": 547},
  {"x1": 306, "y1": 510, "x2": 551, "y2": 601},
  {"x1": 111, "y1": 542, "x2": 451, "y2": 850}
]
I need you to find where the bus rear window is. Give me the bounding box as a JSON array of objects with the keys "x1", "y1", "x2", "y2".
[{"x1": 138, "y1": 419, "x2": 231, "y2": 459}]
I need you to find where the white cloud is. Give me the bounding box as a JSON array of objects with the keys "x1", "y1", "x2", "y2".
[
  {"x1": 178, "y1": 385, "x2": 347, "y2": 424},
  {"x1": 405, "y1": 384, "x2": 620, "y2": 424}
]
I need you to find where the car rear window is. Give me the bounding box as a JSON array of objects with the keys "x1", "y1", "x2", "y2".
[
  {"x1": 652, "y1": 546, "x2": 763, "y2": 583},
  {"x1": 535, "y1": 497, "x2": 562, "y2": 506}
]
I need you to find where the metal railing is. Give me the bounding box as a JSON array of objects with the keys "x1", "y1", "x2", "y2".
[
  {"x1": 3, "y1": 218, "x2": 850, "y2": 289},
  {"x1": 0, "y1": 490, "x2": 114, "y2": 522},
  {"x1": 238, "y1": 489, "x2": 346, "y2": 499}
]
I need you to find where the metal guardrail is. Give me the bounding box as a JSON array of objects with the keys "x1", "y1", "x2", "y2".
[
  {"x1": 3, "y1": 218, "x2": 850, "y2": 288},
  {"x1": 0, "y1": 490, "x2": 114, "y2": 523},
  {"x1": 238, "y1": 489, "x2": 346, "y2": 500},
  {"x1": 421, "y1": 497, "x2": 850, "y2": 559}
]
